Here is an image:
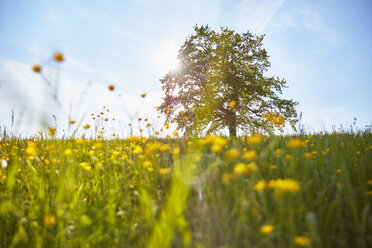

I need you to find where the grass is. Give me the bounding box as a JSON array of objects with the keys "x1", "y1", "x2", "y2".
[{"x1": 0, "y1": 131, "x2": 372, "y2": 247}]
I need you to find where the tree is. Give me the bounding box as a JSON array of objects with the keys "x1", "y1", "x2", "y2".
[{"x1": 158, "y1": 25, "x2": 298, "y2": 137}]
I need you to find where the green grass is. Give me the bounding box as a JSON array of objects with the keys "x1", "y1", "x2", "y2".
[{"x1": 0, "y1": 132, "x2": 372, "y2": 247}]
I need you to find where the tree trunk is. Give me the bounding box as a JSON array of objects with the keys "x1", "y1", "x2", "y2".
[{"x1": 228, "y1": 113, "x2": 237, "y2": 137}]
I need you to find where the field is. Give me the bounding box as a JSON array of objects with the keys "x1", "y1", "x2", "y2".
[{"x1": 1, "y1": 132, "x2": 372, "y2": 247}]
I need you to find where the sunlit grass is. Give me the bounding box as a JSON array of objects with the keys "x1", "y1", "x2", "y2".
[{"x1": 0, "y1": 131, "x2": 371, "y2": 247}]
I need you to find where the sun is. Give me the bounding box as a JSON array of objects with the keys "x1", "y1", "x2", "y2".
[{"x1": 154, "y1": 41, "x2": 180, "y2": 74}]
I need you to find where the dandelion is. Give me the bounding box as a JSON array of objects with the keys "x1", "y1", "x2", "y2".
[
  {"x1": 268, "y1": 178, "x2": 300, "y2": 193},
  {"x1": 32, "y1": 64, "x2": 42, "y2": 73},
  {"x1": 108, "y1": 84, "x2": 115, "y2": 91},
  {"x1": 159, "y1": 168, "x2": 170, "y2": 175},
  {"x1": 304, "y1": 152, "x2": 312, "y2": 158},
  {"x1": 254, "y1": 180, "x2": 266, "y2": 191},
  {"x1": 294, "y1": 236, "x2": 310, "y2": 247},
  {"x1": 234, "y1": 163, "x2": 248, "y2": 175},
  {"x1": 247, "y1": 135, "x2": 261, "y2": 145},
  {"x1": 225, "y1": 149, "x2": 240, "y2": 159},
  {"x1": 260, "y1": 225, "x2": 274, "y2": 234},
  {"x1": 242, "y1": 150, "x2": 257, "y2": 160},
  {"x1": 25, "y1": 141, "x2": 38, "y2": 156},
  {"x1": 64, "y1": 149, "x2": 73, "y2": 156},
  {"x1": 228, "y1": 100, "x2": 236, "y2": 108},
  {"x1": 44, "y1": 215, "x2": 57, "y2": 227},
  {"x1": 53, "y1": 52, "x2": 64, "y2": 62},
  {"x1": 211, "y1": 144, "x2": 222, "y2": 153},
  {"x1": 287, "y1": 138, "x2": 305, "y2": 149}
]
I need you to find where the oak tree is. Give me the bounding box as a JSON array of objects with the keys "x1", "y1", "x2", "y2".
[{"x1": 158, "y1": 25, "x2": 298, "y2": 136}]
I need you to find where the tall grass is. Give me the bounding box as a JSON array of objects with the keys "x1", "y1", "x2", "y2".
[{"x1": 0, "y1": 131, "x2": 371, "y2": 247}]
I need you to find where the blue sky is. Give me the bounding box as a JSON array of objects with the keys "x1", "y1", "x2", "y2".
[{"x1": 0, "y1": 0, "x2": 371, "y2": 136}]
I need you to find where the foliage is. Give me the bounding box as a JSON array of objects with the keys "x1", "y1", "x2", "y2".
[
  {"x1": 158, "y1": 25, "x2": 298, "y2": 136},
  {"x1": 0, "y1": 132, "x2": 372, "y2": 247}
]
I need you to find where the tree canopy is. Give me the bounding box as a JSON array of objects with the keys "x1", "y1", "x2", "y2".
[{"x1": 158, "y1": 25, "x2": 298, "y2": 136}]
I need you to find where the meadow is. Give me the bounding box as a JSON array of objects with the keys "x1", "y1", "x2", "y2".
[{"x1": 0, "y1": 131, "x2": 372, "y2": 247}]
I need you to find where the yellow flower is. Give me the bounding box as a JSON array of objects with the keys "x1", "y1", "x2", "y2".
[
  {"x1": 25, "y1": 141, "x2": 37, "y2": 156},
  {"x1": 64, "y1": 149, "x2": 73, "y2": 156},
  {"x1": 143, "y1": 160, "x2": 152, "y2": 168},
  {"x1": 225, "y1": 149, "x2": 240, "y2": 159},
  {"x1": 294, "y1": 236, "x2": 310, "y2": 246},
  {"x1": 48, "y1": 127, "x2": 56, "y2": 136},
  {"x1": 269, "y1": 178, "x2": 300, "y2": 193},
  {"x1": 254, "y1": 180, "x2": 266, "y2": 191},
  {"x1": 247, "y1": 135, "x2": 261, "y2": 145},
  {"x1": 32, "y1": 64, "x2": 42, "y2": 73},
  {"x1": 173, "y1": 131, "x2": 179, "y2": 137},
  {"x1": 108, "y1": 84, "x2": 115, "y2": 91},
  {"x1": 304, "y1": 152, "x2": 312, "y2": 158},
  {"x1": 44, "y1": 215, "x2": 57, "y2": 227},
  {"x1": 286, "y1": 138, "x2": 305, "y2": 149},
  {"x1": 270, "y1": 165, "x2": 278, "y2": 170},
  {"x1": 53, "y1": 52, "x2": 64, "y2": 62},
  {"x1": 159, "y1": 168, "x2": 170, "y2": 175},
  {"x1": 241, "y1": 150, "x2": 257, "y2": 160},
  {"x1": 228, "y1": 100, "x2": 236, "y2": 108},
  {"x1": 211, "y1": 144, "x2": 222, "y2": 153},
  {"x1": 234, "y1": 163, "x2": 248, "y2": 174},
  {"x1": 159, "y1": 144, "x2": 170, "y2": 152},
  {"x1": 260, "y1": 225, "x2": 274, "y2": 234},
  {"x1": 246, "y1": 162, "x2": 257, "y2": 173},
  {"x1": 132, "y1": 145, "x2": 143, "y2": 154}
]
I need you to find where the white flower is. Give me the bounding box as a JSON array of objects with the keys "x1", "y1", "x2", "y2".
[{"x1": 1, "y1": 160, "x2": 7, "y2": 169}]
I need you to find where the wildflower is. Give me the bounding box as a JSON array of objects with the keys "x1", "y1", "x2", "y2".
[
  {"x1": 270, "y1": 165, "x2": 278, "y2": 170},
  {"x1": 43, "y1": 215, "x2": 57, "y2": 227},
  {"x1": 247, "y1": 135, "x2": 261, "y2": 145},
  {"x1": 69, "y1": 120, "x2": 76, "y2": 124},
  {"x1": 164, "y1": 122, "x2": 170, "y2": 129},
  {"x1": 294, "y1": 236, "x2": 310, "y2": 246},
  {"x1": 225, "y1": 149, "x2": 240, "y2": 159},
  {"x1": 25, "y1": 141, "x2": 38, "y2": 156},
  {"x1": 336, "y1": 168, "x2": 341, "y2": 173},
  {"x1": 146, "y1": 123, "x2": 151, "y2": 127},
  {"x1": 32, "y1": 64, "x2": 42, "y2": 73},
  {"x1": 1, "y1": 159, "x2": 7, "y2": 169},
  {"x1": 173, "y1": 131, "x2": 179, "y2": 137},
  {"x1": 234, "y1": 163, "x2": 248, "y2": 174},
  {"x1": 159, "y1": 168, "x2": 170, "y2": 175},
  {"x1": 141, "y1": 93, "x2": 146, "y2": 98},
  {"x1": 246, "y1": 162, "x2": 257, "y2": 173},
  {"x1": 287, "y1": 138, "x2": 305, "y2": 149},
  {"x1": 53, "y1": 52, "x2": 64, "y2": 62},
  {"x1": 143, "y1": 160, "x2": 152, "y2": 169},
  {"x1": 260, "y1": 225, "x2": 274, "y2": 234},
  {"x1": 48, "y1": 127, "x2": 56, "y2": 137},
  {"x1": 242, "y1": 150, "x2": 257, "y2": 160},
  {"x1": 254, "y1": 180, "x2": 266, "y2": 191},
  {"x1": 304, "y1": 152, "x2": 312, "y2": 158},
  {"x1": 211, "y1": 144, "x2": 222, "y2": 153},
  {"x1": 108, "y1": 84, "x2": 115, "y2": 91},
  {"x1": 269, "y1": 178, "x2": 300, "y2": 193},
  {"x1": 132, "y1": 145, "x2": 143, "y2": 154},
  {"x1": 228, "y1": 100, "x2": 236, "y2": 108},
  {"x1": 165, "y1": 108, "x2": 171, "y2": 112},
  {"x1": 159, "y1": 144, "x2": 170, "y2": 152},
  {"x1": 64, "y1": 149, "x2": 73, "y2": 156},
  {"x1": 83, "y1": 124, "x2": 90, "y2": 129},
  {"x1": 285, "y1": 154, "x2": 293, "y2": 160}
]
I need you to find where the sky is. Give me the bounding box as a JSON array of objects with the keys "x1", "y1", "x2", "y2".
[{"x1": 0, "y1": 0, "x2": 371, "y2": 137}]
